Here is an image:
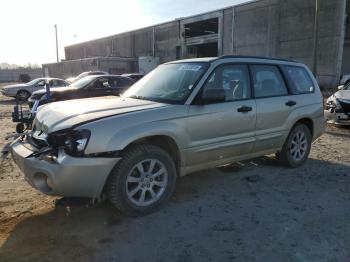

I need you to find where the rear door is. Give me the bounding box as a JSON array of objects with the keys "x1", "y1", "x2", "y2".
[
  {"x1": 250, "y1": 64, "x2": 294, "y2": 152},
  {"x1": 186, "y1": 64, "x2": 256, "y2": 166}
]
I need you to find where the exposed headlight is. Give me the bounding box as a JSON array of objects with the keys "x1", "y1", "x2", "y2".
[
  {"x1": 48, "y1": 129, "x2": 90, "y2": 156},
  {"x1": 64, "y1": 130, "x2": 90, "y2": 156}
]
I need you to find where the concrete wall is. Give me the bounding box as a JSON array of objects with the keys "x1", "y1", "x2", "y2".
[
  {"x1": 154, "y1": 22, "x2": 180, "y2": 63},
  {"x1": 58, "y1": 0, "x2": 347, "y2": 88},
  {"x1": 0, "y1": 68, "x2": 42, "y2": 82},
  {"x1": 227, "y1": 0, "x2": 347, "y2": 87}
]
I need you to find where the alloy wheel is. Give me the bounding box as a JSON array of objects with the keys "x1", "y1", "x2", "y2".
[
  {"x1": 290, "y1": 131, "x2": 308, "y2": 161},
  {"x1": 126, "y1": 159, "x2": 168, "y2": 207}
]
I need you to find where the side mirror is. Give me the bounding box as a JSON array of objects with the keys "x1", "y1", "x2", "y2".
[{"x1": 201, "y1": 89, "x2": 226, "y2": 104}]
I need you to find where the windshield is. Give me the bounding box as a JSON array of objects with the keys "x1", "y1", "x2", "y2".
[
  {"x1": 70, "y1": 76, "x2": 95, "y2": 89},
  {"x1": 123, "y1": 63, "x2": 208, "y2": 104},
  {"x1": 26, "y1": 78, "x2": 42, "y2": 85}
]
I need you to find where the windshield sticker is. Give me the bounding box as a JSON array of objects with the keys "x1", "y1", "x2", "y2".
[{"x1": 178, "y1": 65, "x2": 202, "y2": 71}]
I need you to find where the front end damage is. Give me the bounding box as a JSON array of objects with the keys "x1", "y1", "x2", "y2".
[
  {"x1": 325, "y1": 96, "x2": 350, "y2": 125},
  {"x1": 9, "y1": 128, "x2": 121, "y2": 198}
]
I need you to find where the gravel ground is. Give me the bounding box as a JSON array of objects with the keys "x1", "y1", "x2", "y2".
[{"x1": 0, "y1": 88, "x2": 349, "y2": 262}]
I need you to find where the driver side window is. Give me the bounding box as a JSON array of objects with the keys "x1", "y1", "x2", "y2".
[
  {"x1": 92, "y1": 78, "x2": 110, "y2": 89},
  {"x1": 202, "y1": 64, "x2": 251, "y2": 102},
  {"x1": 36, "y1": 80, "x2": 45, "y2": 86}
]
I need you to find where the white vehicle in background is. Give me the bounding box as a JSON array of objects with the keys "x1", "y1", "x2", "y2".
[
  {"x1": 340, "y1": 74, "x2": 350, "y2": 87},
  {"x1": 325, "y1": 83, "x2": 350, "y2": 125},
  {"x1": 0, "y1": 78, "x2": 69, "y2": 101}
]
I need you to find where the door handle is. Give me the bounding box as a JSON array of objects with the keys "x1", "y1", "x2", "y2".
[
  {"x1": 237, "y1": 106, "x2": 252, "y2": 113},
  {"x1": 285, "y1": 100, "x2": 297, "y2": 107}
]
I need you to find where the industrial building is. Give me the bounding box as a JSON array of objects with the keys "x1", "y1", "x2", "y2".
[{"x1": 43, "y1": 0, "x2": 349, "y2": 88}]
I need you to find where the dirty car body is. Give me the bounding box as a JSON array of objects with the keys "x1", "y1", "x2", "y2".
[
  {"x1": 325, "y1": 83, "x2": 350, "y2": 125},
  {"x1": 10, "y1": 56, "x2": 325, "y2": 215}
]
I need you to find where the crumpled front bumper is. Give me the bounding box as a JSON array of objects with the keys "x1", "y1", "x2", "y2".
[
  {"x1": 10, "y1": 138, "x2": 121, "y2": 198},
  {"x1": 325, "y1": 99, "x2": 350, "y2": 126},
  {"x1": 325, "y1": 110, "x2": 350, "y2": 125}
]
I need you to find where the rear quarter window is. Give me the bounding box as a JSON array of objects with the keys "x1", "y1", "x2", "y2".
[{"x1": 284, "y1": 66, "x2": 315, "y2": 94}]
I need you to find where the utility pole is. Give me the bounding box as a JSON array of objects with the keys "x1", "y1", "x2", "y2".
[
  {"x1": 312, "y1": 0, "x2": 319, "y2": 76},
  {"x1": 54, "y1": 24, "x2": 59, "y2": 62}
]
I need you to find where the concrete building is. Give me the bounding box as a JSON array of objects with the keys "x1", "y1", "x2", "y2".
[
  {"x1": 0, "y1": 68, "x2": 42, "y2": 82},
  {"x1": 43, "y1": 0, "x2": 349, "y2": 88}
]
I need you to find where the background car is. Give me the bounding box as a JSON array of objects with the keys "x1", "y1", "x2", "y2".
[
  {"x1": 28, "y1": 74, "x2": 135, "y2": 109},
  {"x1": 121, "y1": 73, "x2": 145, "y2": 82},
  {"x1": 66, "y1": 71, "x2": 107, "y2": 83},
  {"x1": 0, "y1": 78, "x2": 69, "y2": 101},
  {"x1": 340, "y1": 74, "x2": 350, "y2": 87},
  {"x1": 325, "y1": 83, "x2": 350, "y2": 125}
]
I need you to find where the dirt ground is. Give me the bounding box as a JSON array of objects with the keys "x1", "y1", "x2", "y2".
[{"x1": 0, "y1": 86, "x2": 349, "y2": 262}]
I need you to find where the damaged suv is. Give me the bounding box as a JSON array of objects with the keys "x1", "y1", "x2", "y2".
[
  {"x1": 10, "y1": 56, "x2": 325, "y2": 216},
  {"x1": 325, "y1": 83, "x2": 350, "y2": 125}
]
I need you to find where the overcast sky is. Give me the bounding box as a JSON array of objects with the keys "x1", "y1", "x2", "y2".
[{"x1": 0, "y1": 0, "x2": 250, "y2": 65}]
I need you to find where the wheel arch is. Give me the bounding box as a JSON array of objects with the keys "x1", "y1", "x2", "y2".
[
  {"x1": 123, "y1": 135, "x2": 181, "y2": 176},
  {"x1": 294, "y1": 117, "x2": 314, "y2": 138}
]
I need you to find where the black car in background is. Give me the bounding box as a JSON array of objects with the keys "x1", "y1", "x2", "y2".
[
  {"x1": 66, "y1": 71, "x2": 108, "y2": 83},
  {"x1": 121, "y1": 73, "x2": 145, "y2": 81},
  {"x1": 28, "y1": 75, "x2": 135, "y2": 108}
]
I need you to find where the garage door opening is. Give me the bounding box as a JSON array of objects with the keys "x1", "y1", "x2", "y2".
[
  {"x1": 184, "y1": 18, "x2": 218, "y2": 38},
  {"x1": 187, "y1": 42, "x2": 218, "y2": 58},
  {"x1": 341, "y1": 0, "x2": 350, "y2": 76}
]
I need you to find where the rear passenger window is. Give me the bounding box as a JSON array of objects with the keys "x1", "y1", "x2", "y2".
[
  {"x1": 250, "y1": 65, "x2": 288, "y2": 98},
  {"x1": 284, "y1": 66, "x2": 314, "y2": 94}
]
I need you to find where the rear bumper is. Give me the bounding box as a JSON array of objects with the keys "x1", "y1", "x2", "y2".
[{"x1": 11, "y1": 139, "x2": 121, "y2": 198}]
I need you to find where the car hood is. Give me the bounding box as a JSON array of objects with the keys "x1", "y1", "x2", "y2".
[
  {"x1": 333, "y1": 90, "x2": 350, "y2": 101},
  {"x1": 34, "y1": 96, "x2": 168, "y2": 133},
  {"x1": 3, "y1": 83, "x2": 28, "y2": 89}
]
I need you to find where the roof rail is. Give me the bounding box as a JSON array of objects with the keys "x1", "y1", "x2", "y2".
[{"x1": 217, "y1": 55, "x2": 298, "y2": 63}]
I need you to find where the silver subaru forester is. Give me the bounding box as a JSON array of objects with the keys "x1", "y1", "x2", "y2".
[{"x1": 10, "y1": 56, "x2": 325, "y2": 216}]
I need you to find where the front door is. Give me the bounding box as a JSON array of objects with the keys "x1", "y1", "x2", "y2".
[{"x1": 185, "y1": 64, "x2": 256, "y2": 167}]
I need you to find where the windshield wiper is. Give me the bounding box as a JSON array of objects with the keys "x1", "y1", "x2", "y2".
[{"x1": 129, "y1": 95, "x2": 151, "y2": 101}]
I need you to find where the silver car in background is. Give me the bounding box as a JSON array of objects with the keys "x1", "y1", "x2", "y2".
[
  {"x1": 10, "y1": 56, "x2": 325, "y2": 216},
  {"x1": 325, "y1": 83, "x2": 350, "y2": 125},
  {"x1": 0, "y1": 78, "x2": 69, "y2": 101}
]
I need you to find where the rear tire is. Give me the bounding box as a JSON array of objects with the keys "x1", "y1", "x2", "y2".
[
  {"x1": 277, "y1": 124, "x2": 311, "y2": 168},
  {"x1": 107, "y1": 144, "x2": 176, "y2": 216},
  {"x1": 16, "y1": 90, "x2": 30, "y2": 101}
]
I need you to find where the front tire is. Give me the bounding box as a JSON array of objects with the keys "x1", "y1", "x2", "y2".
[
  {"x1": 277, "y1": 124, "x2": 311, "y2": 168},
  {"x1": 107, "y1": 144, "x2": 176, "y2": 216},
  {"x1": 16, "y1": 90, "x2": 30, "y2": 101}
]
